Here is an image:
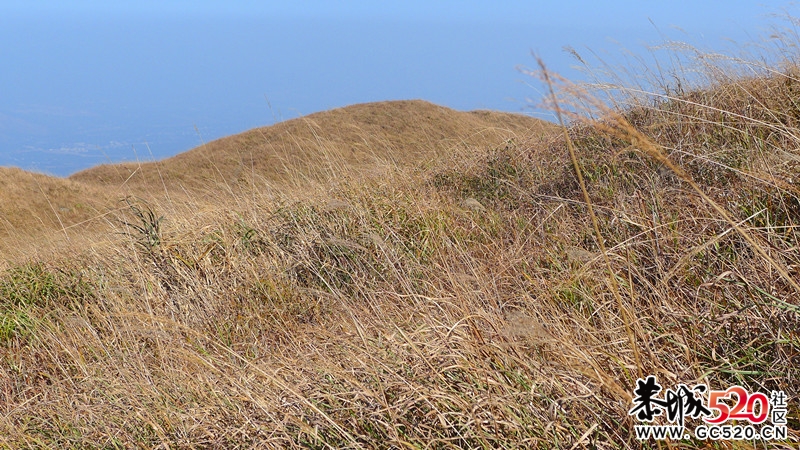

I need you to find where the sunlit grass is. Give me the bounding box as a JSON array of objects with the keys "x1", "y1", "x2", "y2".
[{"x1": 1, "y1": 19, "x2": 799, "y2": 448}]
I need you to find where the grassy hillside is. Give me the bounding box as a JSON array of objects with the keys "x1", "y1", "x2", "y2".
[
  {"x1": 70, "y1": 100, "x2": 552, "y2": 196},
  {"x1": 1, "y1": 62, "x2": 799, "y2": 448},
  {"x1": 2, "y1": 100, "x2": 551, "y2": 264},
  {"x1": 0, "y1": 168, "x2": 116, "y2": 262}
]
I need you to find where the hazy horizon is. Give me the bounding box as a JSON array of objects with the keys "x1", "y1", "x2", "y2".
[{"x1": 0, "y1": 1, "x2": 784, "y2": 176}]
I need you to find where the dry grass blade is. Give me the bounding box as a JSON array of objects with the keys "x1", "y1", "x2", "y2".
[{"x1": 538, "y1": 57, "x2": 643, "y2": 380}]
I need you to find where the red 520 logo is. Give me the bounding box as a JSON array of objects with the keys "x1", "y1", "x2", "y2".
[{"x1": 704, "y1": 386, "x2": 770, "y2": 424}]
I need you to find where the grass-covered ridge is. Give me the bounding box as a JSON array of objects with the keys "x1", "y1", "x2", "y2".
[{"x1": 1, "y1": 41, "x2": 799, "y2": 449}]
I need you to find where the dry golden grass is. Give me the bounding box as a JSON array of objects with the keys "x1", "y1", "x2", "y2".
[
  {"x1": 2, "y1": 100, "x2": 550, "y2": 269},
  {"x1": 69, "y1": 100, "x2": 553, "y2": 197},
  {"x1": 0, "y1": 168, "x2": 119, "y2": 263},
  {"x1": 0, "y1": 47, "x2": 799, "y2": 449}
]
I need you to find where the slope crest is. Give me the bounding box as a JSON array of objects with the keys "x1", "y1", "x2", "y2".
[{"x1": 69, "y1": 100, "x2": 555, "y2": 193}]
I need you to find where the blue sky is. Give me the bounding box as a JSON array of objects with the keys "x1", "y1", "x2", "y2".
[{"x1": 0, "y1": 1, "x2": 791, "y2": 175}]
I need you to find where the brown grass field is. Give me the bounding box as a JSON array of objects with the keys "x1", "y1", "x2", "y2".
[{"x1": 1, "y1": 32, "x2": 799, "y2": 448}]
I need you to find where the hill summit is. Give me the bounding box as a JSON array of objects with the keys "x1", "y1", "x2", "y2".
[
  {"x1": 70, "y1": 100, "x2": 554, "y2": 193},
  {"x1": 1, "y1": 100, "x2": 554, "y2": 259}
]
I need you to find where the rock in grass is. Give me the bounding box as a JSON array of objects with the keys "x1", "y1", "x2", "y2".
[{"x1": 460, "y1": 197, "x2": 486, "y2": 212}]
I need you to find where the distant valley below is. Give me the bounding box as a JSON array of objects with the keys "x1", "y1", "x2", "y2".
[{"x1": 0, "y1": 111, "x2": 266, "y2": 176}]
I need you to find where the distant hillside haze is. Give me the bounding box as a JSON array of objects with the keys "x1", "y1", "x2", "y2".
[
  {"x1": 0, "y1": 3, "x2": 769, "y2": 177},
  {"x1": 0, "y1": 15, "x2": 557, "y2": 177}
]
